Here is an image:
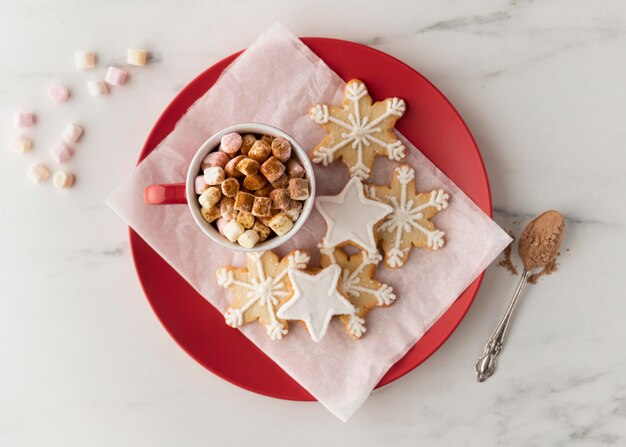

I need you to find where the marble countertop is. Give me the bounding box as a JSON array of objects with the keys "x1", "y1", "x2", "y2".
[{"x1": 1, "y1": 0, "x2": 625, "y2": 445}]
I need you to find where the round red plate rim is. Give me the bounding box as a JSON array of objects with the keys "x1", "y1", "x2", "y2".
[{"x1": 129, "y1": 37, "x2": 492, "y2": 401}]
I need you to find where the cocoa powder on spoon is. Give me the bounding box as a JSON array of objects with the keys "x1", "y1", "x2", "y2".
[{"x1": 518, "y1": 210, "x2": 565, "y2": 283}]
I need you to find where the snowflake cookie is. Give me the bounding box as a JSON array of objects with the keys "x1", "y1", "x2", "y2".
[
  {"x1": 276, "y1": 264, "x2": 355, "y2": 343},
  {"x1": 217, "y1": 250, "x2": 310, "y2": 340},
  {"x1": 316, "y1": 176, "x2": 393, "y2": 253},
  {"x1": 319, "y1": 246, "x2": 396, "y2": 339},
  {"x1": 309, "y1": 79, "x2": 406, "y2": 180},
  {"x1": 367, "y1": 164, "x2": 450, "y2": 268}
]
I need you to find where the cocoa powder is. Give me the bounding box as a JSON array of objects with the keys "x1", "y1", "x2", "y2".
[{"x1": 518, "y1": 210, "x2": 565, "y2": 279}]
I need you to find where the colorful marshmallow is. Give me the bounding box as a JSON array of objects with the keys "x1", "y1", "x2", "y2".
[
  {"x1": 127, "y1": 48, "x2": 147, "y2": 66},
  {"x1": 49, "y1": 142, "x2": 74, "y2": 164},
  {"x1": 105, "y1": 66, "x2": 128, "y2": 86},
  {"x1": 87, "y1": 80, "x2": 108, "y2": 96},
  {"x1": 75, "y1": 51, "x2": 95, "y2": 70},
  {"x1": 11, "y1": 136, "x2": 32, "y2": 154},
  {"x1": 14, "y1": 111, "x2": 35, "y2": 128},
  {"x1": 27, "y1": 164, "x2": 50, "y2": 184},
  {"x1": 53, "y1": 171, "x2": 75, "y2": 189},
  {"x1": 48, "y1": 84, "x2": 70, "y2": 103},
  {"x1": 62, "y1": 123, "x2": 83, "y2": 144}
]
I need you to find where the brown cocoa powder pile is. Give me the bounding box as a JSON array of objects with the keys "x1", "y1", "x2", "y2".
[{"x1": 518, "y1": 210, "x2": 565, "y2": 282}]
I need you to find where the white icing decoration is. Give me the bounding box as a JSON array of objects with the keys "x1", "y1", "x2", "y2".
[
  {"x1": 310, "y1": 80, "x2": 406, "y2": 179},
  {"x1": 276, "y1": 264, "x2": 355, "y2": 343},
  {"x1": 347, "y1": 311, "x2": 366, "y2": 338},
  {"x1": 315, "y1": 177, "x2": 393, "y2": 253},
  {"x1": 378, "y1": 166, "x2": 449, "y2": 267},
  {"x1": 219, "y1": 251, "x2": 309, "y2": 340}
]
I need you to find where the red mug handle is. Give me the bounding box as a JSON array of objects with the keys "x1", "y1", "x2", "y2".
[{"x1": 144, "y1": 183, "x2": 188, "y2": 205}]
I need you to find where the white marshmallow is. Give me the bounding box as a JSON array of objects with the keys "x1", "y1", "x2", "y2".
[
  {"x1": 268, "y1": 212, "x2": 294, "y2": 236},
  {"x1": 87, "y1": 80, "x2": 108, "y2": 96},
  {"x1": 75, "y1": 51, "x2": 95, "y2": 70},
  {"x1": 62, "y1": 123, "x2": 83, "y2": 144},
  {"x1": 237, "y1": 230, "x2": 260, "y2": 248},
  {"x1": 53, "y1": 171, "x2": 74, "y2": 189},
  {"x1": 11, "y1": 136, "x2": 32, "y2": 154},
  {"x1": 223, "y1": 220, "x2": 245, "y2": 243},
  {"x1": 127, "y1": 48, "x2": 147, "y2": 66},
  {"x1": 27, "y1": 164, "x2": 50, "y2": 184},
  {"x1": 204, "y1": 166, "x2": 225, "y2": 185}
]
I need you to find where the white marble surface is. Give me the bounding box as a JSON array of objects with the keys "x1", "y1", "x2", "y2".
[{"x1": 1, "y1": 0, "x2": 625, "y2": 444}]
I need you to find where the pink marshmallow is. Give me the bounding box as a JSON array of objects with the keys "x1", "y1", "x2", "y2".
[
  {"x1": 195, "y1": 175, "x2": 209, "y2": 194},
  {"x1": 49, "y1": 142, "x2": 74, "y2": 164},
  {"x1": 48, "y1": 84, "x2": 70, "y2": 103},
  {"x1": 104, "y1": 66, "x2": 128, "y2": 86},
  {"x1": 286, "y1": 159, "x2": 305, "y2": 178},
  {"x1": 201, "y1": 151, "x2": 230, "y2": 170},
  {"x1": 14, "y1": 111, "x2": 35, "y2": 128},
  {"x1": 219, "y1": 132, "x2": 242, "y2": 155},
  {"x1": 215, "y1": 217, "x2": 230, "y2": 235}
]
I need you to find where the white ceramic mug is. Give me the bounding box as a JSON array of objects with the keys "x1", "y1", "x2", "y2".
[{"x1": 144, "y1": 123, "x2": 316, "y2": 252}]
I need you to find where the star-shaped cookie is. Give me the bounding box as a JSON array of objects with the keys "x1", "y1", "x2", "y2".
[
  {"x1": 276, "y1": 264, "x2": 355, "y2": 342},
  {"x1": 316, "y1": 176, "x2": 393, "y2": 253},
  {"x1": 309, "y1": 79, "x2": 407, "y2": 180}
]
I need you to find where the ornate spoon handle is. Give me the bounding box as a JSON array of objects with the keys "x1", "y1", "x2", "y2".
[{"x1": 475, "y1": 269, "x2": 531, "y2": 382}]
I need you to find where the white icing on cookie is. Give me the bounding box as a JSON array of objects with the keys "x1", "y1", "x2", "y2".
[
  {"x1": 276, "y1": 264, "x2": 355, "y2": 343},
  {"x1": 315, "y1": 177, "x2": 393, "y2": 253}
]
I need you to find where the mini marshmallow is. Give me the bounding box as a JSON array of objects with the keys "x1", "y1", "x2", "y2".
[
  {"x1": 62, "y1": 123, "x2": 83, "y2": 144},
  {"x1": 288, "y1": 178, "x2": 310, "y2": 200},
  {"x1": 241, "y1": 134, "x2": 257, "y2": 155},
  {"x1": 242, "y1": 173, "x2": 268, "y2": 191},
  {"x1": 75, "y1": 50, "x2": 95, "y2": 70},
  {"x1": 268, "y1": 212, "x2": 294, "y2": 236},
  {"x1": 270, "y1": 188, "x2": 290, "y2": 209},
  {"x1": 11, "y1": 136, "x2": 32, "y2": 154},
  {"x1": 286, "y1": 159, "x2": 305, "y2": 179},
  {"x1": 261, "y1": 135, "x2": 275, "y2": 145},
  {"x1": 87, "y1": 80, "x2": 108, "y2": 96},
  {"x1": 198, "y1": 187, "x2": 221, "y2": 209},
  {"x1": 53, "y1": 171, "x2": 74, "y2": 189},
  {"x1": 49, "y1": 142, "x2": 74, "y2": 164},
  {"x1": 283, "y1": 206, "x2": 301, "y2": 222},
  {"x1": 225, "y1": 155, "x2": 246, "y2": 177},
  {"x1": 104, "y1": 66, "x2": 128, "y2": 86},
  {"x1": 27, "y1": 164, "x2": 50, "y2": 184},
  {"x1": 223, "y1": 219, "x2": 245, "y2": 242},
  {"x1": 252, "y1": 220, "x2": 271, "y2": 242},
  {"x1": 127, "y1": 48, "x2": 147, "y2": 66},
  {"x1": 260, "y1": 156, "x2": 286, "y2": 183},
  {"x1": 270, "y1": 173, "x2": 289, "y2": 189},
  {"x1": 255, "y1": 183, "x2": 273, "y2": 197},
  {"x1": 271, "y1": 137, "x2": 291, "y2": 162},
  {"x1": 258, "y1": 209, "x2": 279, "y2": 227},
  {"x1": 236, "y1": 211, "x2": 255, "y2": 229},
  {"x1": 252, "y1": 196, "x2": 272, "y2": 217},
  {"x1": 237, "y1": 230, "x2": 260, "y2": 249},
  {"x1": 215, "y1": 217, "x2": 230, "y2": 236},
  {"x1": 195, "y1": 175, "x2": 209, "y2": 194},
  {"x1": 219, "y1": 132, "x2": 242, "y2": 155},
  {"x1": 14, "y1": 111, "x2": 34, "y2": 128},
  {"x1": 221, "y1": 178, "x2": 240, "y2": 198},
  {"x1": 202, "y1": 151, "x2": 230, "y2": 170},
  {"x1": 234, "y1": 191, "x2": 255, "y2": 213},
  {"x1": 48, "y1": 84, "x2": 70, "y2": 103},
  {"x1": 203, "y1": 166, "x2": 225, "y2": 185},
  {"x1": 236, "y1": 158, "x2": 259, "y2": 176},
  {"x1": 220, "y1": 196, "x2": 238, "y2": 220},
  {"x1": 248, "y1": 140, "x2": 271, "y2": 163},
  {"x1": 201, "y1": 206, "x2": 221, "y2": 224}
]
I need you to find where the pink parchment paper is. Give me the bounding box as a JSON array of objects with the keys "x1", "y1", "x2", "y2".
[{"x1": 107, "y1": 23, "x2": 511, "y2": 421}]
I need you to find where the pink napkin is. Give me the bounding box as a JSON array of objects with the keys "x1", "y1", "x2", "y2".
[{"x1": 107, "y1": 23, "x2": 511, "y2": 421}]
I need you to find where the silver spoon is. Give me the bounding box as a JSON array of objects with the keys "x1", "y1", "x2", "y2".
[{"x1": 475, "y1": 211, "x2": 565, "y2": 382}]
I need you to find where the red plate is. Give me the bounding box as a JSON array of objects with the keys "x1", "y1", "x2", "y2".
[{"x1": 130, "y1": 38, "x2": 491, "y2": 400}]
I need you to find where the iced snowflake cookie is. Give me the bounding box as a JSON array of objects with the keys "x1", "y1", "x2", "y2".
[
  {"x1": 217, "y1": 250, "x2": 310, "y2": 340},
  {"x1": 309, "y1": 79, "x2": 406, "y2": 180},
  {"x1": 276, "y1": 264, "x2": 355, "y2": 343},
  {"x1": 367, "y1": 164, "x2": 449, "y2": 268},
  {"x1": 316, "y1": 176, "x2": 392, "y2": 253},
  {"x1": 319, "y1": 247, "x2": 395, "y2": 339}
]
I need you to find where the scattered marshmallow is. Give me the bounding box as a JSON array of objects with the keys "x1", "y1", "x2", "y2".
[
  {"x1": 105, "y1": 66, "x2": 128, "y2": 86},
  {"x1": 62, "y1": 123, "x2": 83, "y2": 144},
  {"x1": 48, "y1": 84, "x2": 70, "y2": 103},
  {"x1": 14, "y1": 111, "x2": 35, "y2": 128},
  {"x1": 27, "y1": 164, "x2": 50, "y2": 184},
  {"x1": 53, "y1": 171, "x2": 75, "y2": 189},
  {"x1": 127, "y1": 48, "x2": 147, "y2": 66},
  {"x1": 87, "y1": 80, "x2": 108, "y2": 96},
  {"x1": 223, "y1": 219, "x2": 245, "y2": 242},
  {"x1": 75, "y1": 51, "x2": 96, "y2": 70},
  {"x1": 11, "y1": 136, "x2": 32, "y2": 154},
  {"x1": 49, "y1": 142, "x2": 74, "y2": 164}
]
